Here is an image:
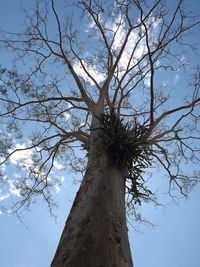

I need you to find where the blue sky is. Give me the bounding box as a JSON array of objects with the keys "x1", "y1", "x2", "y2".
[{"x1": 0, "y1": 1, "x2": 200, "y2": 267}]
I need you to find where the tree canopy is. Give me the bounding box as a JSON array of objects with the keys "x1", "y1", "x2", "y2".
[{"x1": 0, "y1": 0, "x2": 200, "y2": 218}]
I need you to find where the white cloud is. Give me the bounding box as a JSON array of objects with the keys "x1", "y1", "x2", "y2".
[
  {"x1": 54, "y1": 176, "x2": 65, "y2": 193},
  {"x1": 67, "y1": 103, "x2": 73, "y2": 108},
  {"x1": 55, "y1": 184, "x2": 60, "y2": 193},
  {"x1": 8, "y1": 143, "x2": 33, "y2": 166},
  {"x1": 74, "y1": 60, "x2": 105, "y2": 86},
  {"x1": 8, "y1": 180, "x2": 21, "y2": 197},
  {"x1": 53, "y1": 160, "x2": 64, "y2": 170},
  {"x1": 86, "y1": 13, "x2": 103, "y2": 31},
  {"x1": 0, "y1": 163, "x2": 5, "y2": 172},
  {"x1": 105, "y1": 17, "x2": 147, "y2": 78},
  {"x1": 143, "y1": 72, "x2": 151, "y2": 87},
  {"x1": 78, "y1": 15, "x2": 161, "y2": 84},
  {"x1": 112, "y1": 15, "x2": 161, "y2": 74},
  {"x1": 88, "y1": 20, "x2": 96, "y2": 30},
  {"x1": 63, "y1": 112, "x2": 71, "y2": 120},
  {"x1": 6, "y1": 209, "x2": 12, "y2": 215},
  {"x1": 111, "y1": 21, "x2": 126, "y2": 50},
  {"x1": 0, "y1": 193, "x2": 10, "y2": 201},
  {"x1": 0, "y1": 157, "x2": 6, "y2": 175}
]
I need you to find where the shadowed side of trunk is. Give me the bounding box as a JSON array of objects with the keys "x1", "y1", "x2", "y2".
[{"x1": 51, "y1": 151, "x2": 133, "y2": 267}]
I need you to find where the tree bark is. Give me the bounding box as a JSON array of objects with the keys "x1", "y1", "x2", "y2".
[{"x1": 51, "y1": 148, "x2": 133, "y2": 267}]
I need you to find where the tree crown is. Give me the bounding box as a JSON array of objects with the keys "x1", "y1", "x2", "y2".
[{"x1": 0, "y1": 0, "x2": 200, "y2": 217}]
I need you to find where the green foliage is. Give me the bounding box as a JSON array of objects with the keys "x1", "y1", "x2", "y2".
[{"x1": 97, "y1": 110, "x2": 153, "y2": 205}]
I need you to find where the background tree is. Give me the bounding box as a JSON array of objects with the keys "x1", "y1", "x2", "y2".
[{"x1": 0, "y1": 0, "x2": 200, "y2": 266}]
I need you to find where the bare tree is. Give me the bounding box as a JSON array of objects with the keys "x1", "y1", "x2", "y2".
[{"x1": 0, "y1": 0, "x2": 200, "y2": 266}]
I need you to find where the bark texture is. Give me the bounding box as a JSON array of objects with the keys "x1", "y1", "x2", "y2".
[{"x1": 51, "y1": 147, "x2": 133, "y2": 267}]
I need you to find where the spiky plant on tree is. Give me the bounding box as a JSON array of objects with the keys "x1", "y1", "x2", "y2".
[{"x1": 96, "y1": 110, "x2": 152, "y2": 205}]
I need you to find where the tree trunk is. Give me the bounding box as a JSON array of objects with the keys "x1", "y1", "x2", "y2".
[{"x1": 51, "y1": 148, "x2": 133, "y2": 267}]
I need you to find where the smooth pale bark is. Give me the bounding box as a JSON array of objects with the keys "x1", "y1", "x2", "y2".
[{"x1": 51, "y1": 149, "x2": 133, "y2": 267}]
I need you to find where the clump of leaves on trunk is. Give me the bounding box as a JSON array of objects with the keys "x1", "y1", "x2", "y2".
[{"x1": 97, "y1": 110, "x2": 153, "y2": 205}]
